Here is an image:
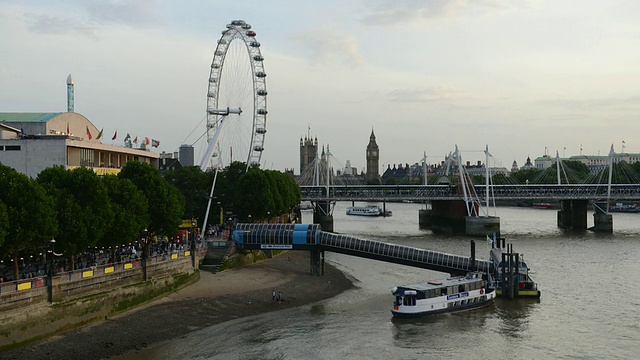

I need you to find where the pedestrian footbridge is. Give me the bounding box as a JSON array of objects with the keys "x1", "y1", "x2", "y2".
[{"x1": 232, "y1": 224, "x2": 491, "y2": 276}]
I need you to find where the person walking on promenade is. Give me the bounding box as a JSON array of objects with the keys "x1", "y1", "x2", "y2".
[
  {"x1": 272, "y1": 289, "x2": 276, "y2": 301},
  {"x1": 277, "y1": 291, "x2": 283, "y2": 302}
]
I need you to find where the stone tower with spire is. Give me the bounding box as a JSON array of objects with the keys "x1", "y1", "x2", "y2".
[
  {"x1": 300, "y1": 133, "x2": 318, "y2": 175},
  {"x1": 366, "y1": 129, "x2": 380, "y2": 183}
]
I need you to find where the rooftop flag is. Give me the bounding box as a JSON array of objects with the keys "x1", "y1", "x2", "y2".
[
  {"x1": 152, "y1": 139, "x2": 160, "y2": 148},
  {"x1": 124, "y1": 133, "x2": 131, "y2": 142},
  {"x1": 86, "y1": 126, "x2": 92, "y2": 140},
  {"x1": 96, "y1": 128, "x2": 103, "y2": 140},
  {"x1": 112, "y1": 130, "x2": 117, "y2": 141}
]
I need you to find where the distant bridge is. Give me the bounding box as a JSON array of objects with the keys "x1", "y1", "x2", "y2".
[{"x1": 300, "y1": 184, "x2": 640, "y2": 202}]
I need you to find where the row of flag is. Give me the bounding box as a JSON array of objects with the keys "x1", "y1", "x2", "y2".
[{"x1": 85, "y1": 125, "x2": 160, "y2": 148}]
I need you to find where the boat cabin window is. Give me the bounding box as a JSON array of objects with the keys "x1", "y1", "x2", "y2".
[
  {"x1": 403, "y1": 295, "x2": 416, "y2": 306},
  {"x1": 458, "y1": 284, "x2": 465, "y2": 293}
]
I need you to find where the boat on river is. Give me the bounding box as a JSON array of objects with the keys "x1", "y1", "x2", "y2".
[
  {"x1": 608, "y1": 203, "x2": 640, "y2": 213},
  {"x1": 391, "y1": 271, "x2": 495, "y2": 318},
  {"x1": 346, "y1": 205, "x2": 392, "y2": 217}
]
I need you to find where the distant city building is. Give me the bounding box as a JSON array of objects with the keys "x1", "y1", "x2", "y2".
[
  {"x1": 299, "y1": 134, "x2": 318, "y2": 175},
  {"x1": 365, "y1": 129, "x2": 380, "y2": 183},
  {"x1": 0, "y1": 112, "x2": 158, "y2": 178},
  {"x1": 179, "y1": 144, "x2": 194, "y2": 167},
  {"x1": 535, "y1": 152, "x2": 640, "y2": 173},
  {"x1": 511, "y1": 160, "x2": 519, "y2": 172},
  {"x1": 0, "y1": 76, "x2": 158, "y2": 177},
  {"x1": 382, "y1": 163, "x2": 409, "y2": 184},
  {"x1": 158, "y1": 151, "x2": 183, "y2": 173},
  {"x1": 342, "y1": 160, "x2": 358, "y2": 176}
]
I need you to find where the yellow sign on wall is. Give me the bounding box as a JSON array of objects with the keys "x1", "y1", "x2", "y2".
[
  {"x1": 17, "y1": 282, "x2": 32, "y2": 291},
  {"x1": 124, "y1": 263, "x2": 133, "y2": 270},
  {"x1": 104, "y1": 267, "x2": 114, "y2": 274},
  {"x1": 82, "y1": 270, "x2": 94, "y2": 278},
  {"x1": 184, "y1": 251, "x2": 191, "y2": 257},
  {"x1": 171, "y1": 253, "x2": 178, "y2": 260}
]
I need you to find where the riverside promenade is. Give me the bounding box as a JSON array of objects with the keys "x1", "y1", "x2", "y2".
[{"x1": 1, "y1": 251, "x2": 353, "y2": 360}]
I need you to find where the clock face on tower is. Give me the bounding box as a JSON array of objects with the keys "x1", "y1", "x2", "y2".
[{"x1": 372, "y1": 151, "x2": 377, "y2": 156}]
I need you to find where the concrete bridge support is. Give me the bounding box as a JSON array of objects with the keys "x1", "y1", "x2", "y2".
[
  {"x1": 421, "y1": 200, "x2": 468, "y2": 234},
  {"x1": 419, "y1": 200, "x2": 500, "y2": 237},
  {"x1": 313, "y1": 200, "x2": 334, "y2": 232},
  {"x1": 592, "y1": 202, "x2": 613, "y2": 233},
  {"x1": 466, "y1": 216, "x2": 501, "y2": 237},
  {"x1": 557, "y1": 200, "x2": 588, "y2": 230},
  {"x1": 309, "y1": 250, "x2": 324, "y2": 276}
]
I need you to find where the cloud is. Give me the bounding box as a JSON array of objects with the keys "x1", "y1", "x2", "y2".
[
  {"x1": 360, "y1": 0, "x2": 517, "y2": 26},
  {"x1": 292, "y1": 31, "x2": 365, "y2": 68},
  {"x1": 80, "y1": 0, "x2": 161, "y2": 27},
  {"x1": 26, "y1": 13, "x2": 98, "y2": 38},
  {"x1": 23, "y1": 0, "x2": 161, "y2": 38}
]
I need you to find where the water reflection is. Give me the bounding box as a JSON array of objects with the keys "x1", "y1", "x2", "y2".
[
  {"x1": 494, "y1": 298, "x2": 539, "y2": 338},
  {"x1": 391, "y1": 307, "x2": 490, "y2": 348}
]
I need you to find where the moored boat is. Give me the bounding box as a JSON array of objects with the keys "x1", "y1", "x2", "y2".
[
  {"x1": 608, "y1": 203, "x2": 640, "y2": 213},
  {"x1": 532, "y1": 202, "x2": 556, "y2": 209},
  {"x1": 391, "y1": 272, "x2": 495, "y2": 318},
  {"x1": 346, "y1": 205, "x2": 391, "y2": 217}
]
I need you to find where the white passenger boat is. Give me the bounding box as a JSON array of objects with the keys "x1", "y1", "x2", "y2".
[
  {"x1": 346, "y1": 205, "x2": 385, "y2": 216},
  {"x1": 391, "y1": 272, "x2": 495, "y2": 317}
]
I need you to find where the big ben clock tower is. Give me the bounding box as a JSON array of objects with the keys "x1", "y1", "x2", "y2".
[{"x1": 366, "y1": 129, "x2": 380, "y2": 183}]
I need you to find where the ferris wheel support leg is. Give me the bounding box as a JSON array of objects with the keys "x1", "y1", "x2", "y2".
[{"x1": 202, "y1": 166, "x2": 220, "y2": 236}]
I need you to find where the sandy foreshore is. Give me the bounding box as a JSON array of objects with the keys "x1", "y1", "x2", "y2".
[{"x1": 2, "y1": 251, "x2": 354, "y2": 360}]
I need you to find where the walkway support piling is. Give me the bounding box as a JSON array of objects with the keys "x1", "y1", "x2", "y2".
[{"x1": 557, "y1": 199, "x2": 588, "y2": 230}]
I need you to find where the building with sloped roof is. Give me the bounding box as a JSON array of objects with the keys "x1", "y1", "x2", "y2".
[{"x1": 0, "y1": 112, "x2": 158, "y2": 178}]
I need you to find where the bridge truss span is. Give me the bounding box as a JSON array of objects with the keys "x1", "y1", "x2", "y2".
[
  {"x1": 300, "y1": 184, "x2": 640, "y2": 202},
  {"x1": 319, "y1": 232, "x2": 490, "y2": 275}
]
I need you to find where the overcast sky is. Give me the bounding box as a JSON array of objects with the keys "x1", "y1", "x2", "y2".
[{"x1": 1, "y1": 0, "x2": 639, "y2": 173}]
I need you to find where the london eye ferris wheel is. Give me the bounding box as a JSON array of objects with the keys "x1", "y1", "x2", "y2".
[{"x1": 202, "y1": 19, "x2": 267, "y2": 170}]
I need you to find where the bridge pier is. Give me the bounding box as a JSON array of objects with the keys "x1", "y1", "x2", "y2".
[
  {"x1": 557, "y1": 200, "x2": 588, "y2": 230},
  {"x1": 592, "y1": 202, "x2": 613, "y2": 232},
  {"x1": 309, "y1": 250, "x2": 324, "y2": 276},
  {"x1": 313, "y1": 200, "x2": 334, "y2": 232},
  {"x1": 419, "y1": 200, "x2": 499, "y2": 237}
]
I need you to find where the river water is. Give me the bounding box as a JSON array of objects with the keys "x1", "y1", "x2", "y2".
[{"x1": 134, "y1": 202, "x2": 640, "y2": 359}]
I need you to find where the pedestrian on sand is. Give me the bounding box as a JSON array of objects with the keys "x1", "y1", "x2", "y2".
[
  {"x1": 272, "y1": 289, "x2": 276, "y2": 300},
  {"x1": 278, "y1": 291, "x2": 283, "y2": 302}
]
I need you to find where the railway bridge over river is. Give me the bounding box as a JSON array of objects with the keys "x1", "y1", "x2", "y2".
[{"x1": 299, "y1": 183, "x2": 640, "y2": 235}]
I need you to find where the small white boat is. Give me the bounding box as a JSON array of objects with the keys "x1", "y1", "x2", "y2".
[
  {"x1": 391, "y1": 272, "x2": 495, "y2": 318},
  {"x1": 346, "y1": 205, "x2": 391, "y2": 216}
]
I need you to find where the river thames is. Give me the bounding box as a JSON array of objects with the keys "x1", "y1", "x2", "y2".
[{"x1": 134, "y1": 202, "x2": 640, "y2": 359}]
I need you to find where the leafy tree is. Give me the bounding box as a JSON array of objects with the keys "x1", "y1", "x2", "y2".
[
  {"x1": 100, "y1": 175, "x2": 150, "y2": 257},
  {"x1": 163, "y1": 166, "x2": 213, "y2": 223},
  {"x1": 281, "y1": 172, "x2": 301, "y2": 212},
  {"x1": 562, "y1": 160, "x2": 590, "y2": 181},
  {"x1": 510, "y1": 168, "x2": 540, "y2": 184},
  {"x1": 37, "y1": 166, "x2": 113, "y2": 269},
  {"x1": 119, "y1": 161, "x2": 185, "y2": 237},
  {"x1": 264, "y1": 170, "x2": 284, "y2": 217},
  {"x1": 234, "y1": 168, "x2": 274, "y2": 221},
  {"x1": 0, "y1": 201, "x2": 7, "y2": 249},
  {"x1": 0, "y1": 163, "x2": 57, "y2": 279}
]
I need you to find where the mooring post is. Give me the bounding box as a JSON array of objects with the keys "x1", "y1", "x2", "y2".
[
  {"x1": 515, "y1": 253, "x2": 520, "y2": 298},
  {"x1": 470, "y1": 240, "x2": 476, "y2": 271},
  {"x1": 321, "y1": 251, "x2": 325, "y2": 275},
  {"x1": 501, "y1": 252, "x2": 507, "y2": 297}
]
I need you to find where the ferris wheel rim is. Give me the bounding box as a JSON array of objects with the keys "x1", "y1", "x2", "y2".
[{"x1": 206, "y1": 19, "x2": 267, "y2": 168}]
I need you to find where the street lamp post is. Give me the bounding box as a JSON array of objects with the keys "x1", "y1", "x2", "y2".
[
  {"x1": 142, "y1": 229, "x2": 148, "y2": 281},
  {"x1": 191, "y1": 218, "x2": 197, "y2": 269},
  {"x1": 48, "y1": 238, "x2": 55, "y2": 303}
]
